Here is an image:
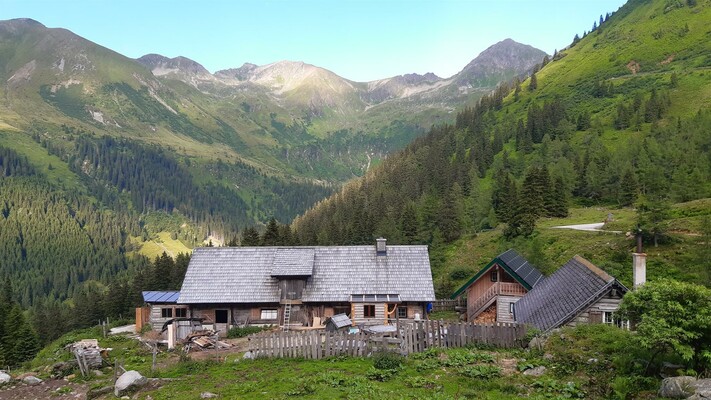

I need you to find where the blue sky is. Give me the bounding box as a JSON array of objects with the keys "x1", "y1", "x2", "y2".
[{"x1": 2, "y1": 0, "x2": 627, "y2": 82}]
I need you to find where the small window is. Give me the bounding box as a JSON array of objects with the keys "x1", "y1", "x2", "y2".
[
  {"x1": 603, "y1": 311, "x2": 614, "y2": 324},
  {"x1": 161, "y1": 308, "x2": 173, "y2": 318},
  {"x1": 215, "y1": 309, "x2": 228, "y2": 324},
  {"x1": 491, "y1": 270, "x2": 498, "y2": 282},
  {"x1": 261, "y1": 309, "x2": 278, "y2": 320},
  {"x1": 175, "y1": 308, "x2": 187, "y2": 318},
  {"x1": 397, "y1": 306, "x2": 408, "y2": 319},
  {"x1": 509, "y1": 303, "x2": 514, "y2": 314},
  {"x1": 364, "y1": 305, "x2": 376, "y2": 318}
]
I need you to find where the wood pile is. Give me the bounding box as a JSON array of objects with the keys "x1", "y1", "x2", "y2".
[
  {"x1": 183, "y1": 330, "x2": 232, "y2": 352},
  {"x1": 474, "y1": 305, "x2": 497, "y2": 324},
  {"x1": 68, "y1": 339, "x2": 107, "y2": 376}
]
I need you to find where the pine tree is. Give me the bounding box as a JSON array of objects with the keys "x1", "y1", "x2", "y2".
[
  {"x1": 400, "y1": 202, "x2": 419, "y2": 245},
  {"x1": 262, "y1": 218, "x2": 281, "y2": 246},
  {"x1": 619, "y1": 169, "x2": 639, "y2": 206},
  {"x1": 529, "y1": 73, "x2": 538, "y2": 91},
  {"x1": 241, "y1": 227, "x2": 260, "y2": 246},
  {"x1": 550, "y1": 177, "x2": 569, "y2": 217}
]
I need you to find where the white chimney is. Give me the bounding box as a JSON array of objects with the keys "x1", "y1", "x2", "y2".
[
  {"x1": 632, "y1": 252, "x2": 646, "y2": 288},
  {"x1": 376, "y1": 237, "x2": 387, "y2": 256}
]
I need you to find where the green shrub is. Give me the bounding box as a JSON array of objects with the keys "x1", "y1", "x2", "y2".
[
  {"x1": 372, "y1": 351, "x2": 403, "y2": 370},
  {"x1": 227, "y1": 325, "x2": 267, "y2": 338},
  {"x1": 365, "y1": 366, "x2": 397, "y2": 381},
  {"x1": 458, "y1": 364, "x2": 502, "y2": 379},
  {"x1": 404, "y1": 375, "x2": 442, "y2": 389}
]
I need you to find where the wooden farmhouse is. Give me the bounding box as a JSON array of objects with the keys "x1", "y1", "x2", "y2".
[
  {"x1": 451, "y1": 249, "x2": 544, "y2": 323},
  {"x1": 513, "y1": 255, "x2": 628, "y2": 332},
  {"x1": 453, "y1": 249, "x2": 629, "y2": 332},
  {"x1": 174, "y1": 238, "x2": 435, "y2": 335}
]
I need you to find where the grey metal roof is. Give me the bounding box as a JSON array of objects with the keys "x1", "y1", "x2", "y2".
[
  {"x1": 327, "y1": 313, "x2": 352, "y2": 329},
  {"x1": 498, "y1": 249, "x2": 545, "y2": 288},
  {"x1": 271, "y1": 248, "x2": 314, "y2": 276},
  {"x1": 178, "y1": 245, "x2": 435, "y2": 304},
  {"x1": 514, "y1": 256, "x2": 627, "y2": 332},
  {"x1": 142, "y1": 291, "x2": 180, "y2": 303}
]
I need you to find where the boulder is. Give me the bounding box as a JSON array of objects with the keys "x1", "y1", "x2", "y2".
[
  {"x1": 114, "y1": 370, "x2": 147, "y2": 397},
  {"x1": 0, "y1": 371, "x2": 11, "y2": 385},
  {"x1": 528, "y1": 336, "x2": 546, "y2": 351},
  {"x1": 22, "y1": 375, "x2": 43, "y2": 386},
  {"x1": 523, "y1": 366, "x2": 547, "y2": 377},
  {"x1": 690, "y1": 379, "x2": 711, "y2": 398},
  {"x1": 658, "y1": 376, "x2": 696, "y2": 398}
]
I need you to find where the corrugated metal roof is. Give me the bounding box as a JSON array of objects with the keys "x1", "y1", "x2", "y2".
[
  {"x1": 514, "y1": 255, "x2": 628, "y2": 332},
  {"x1": 271, "y1": 248, "x2": 314, "y2": 276},
  {"x1": 142, "y1": 291, "x2": 180, "y2": 303},
  {"x1": 178, "y1": 245, "x2": 435, "y2": 304}
]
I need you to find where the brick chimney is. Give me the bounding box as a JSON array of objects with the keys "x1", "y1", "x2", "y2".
[
  {"x1": 632, "y1": 227, "x2": 646, "y2": 288},
  {"x1": 376, "y1": 238, "x2": 387, "y2": 256}
]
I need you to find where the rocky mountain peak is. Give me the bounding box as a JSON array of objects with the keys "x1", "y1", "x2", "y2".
[{"x1": 136, "y1": 54, "x2": 212, "y2": 79}]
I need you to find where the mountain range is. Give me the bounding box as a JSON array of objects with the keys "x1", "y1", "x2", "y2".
[{"x1": 0, "y1": 18, "x2": 546, "y2": 183}]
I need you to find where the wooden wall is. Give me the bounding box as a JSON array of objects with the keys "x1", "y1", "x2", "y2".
[
  {"x1": 565, "y1": 290, "x2": 624, "y2": 327},
  {"x1": 496, "y1": 296, "x2": 520, "y2": 323},
  {"x1": 148, "y1": 304, "x2": 189, "y2": 332}
]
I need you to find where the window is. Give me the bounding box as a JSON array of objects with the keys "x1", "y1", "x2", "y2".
[
  {"x1": 161, "y1": 308, "x2": 173, "y2": 318},
  {"x1": 261, "y1": 309, "x2": 278, "y2": 320},
  {"x1": 215, "y1": 309, "x2": 228, "y2": 324},
  {"x1": 175, "y1": 308, "x2": 187, "y2": 318},
  {"x1": 509, "y1": 303, "x2": 514, "y2": 314},
  {"x1": 603, "y1": 311, "x2": 614, "y2": 325},
  {"x1": 490, "y1": 270, "x2": 498, "y2": 282},
  {"x1": 364, "y1": 305, "x2": 376, "y2": 318},
  {"x1": 397, "y1": 306, "x2": 408, "y2": 319}
]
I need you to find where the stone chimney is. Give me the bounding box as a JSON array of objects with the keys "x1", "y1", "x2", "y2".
[
  {"x1": 632, "y1": 227, "x2": 646, "y2": 288},
  {"x1": 376, "y1": 238, "x2": 387, "y2": 256}
]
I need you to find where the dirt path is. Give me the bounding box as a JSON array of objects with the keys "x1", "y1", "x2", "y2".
[
  {"x1": 551, "y1": 222, "x2": 622, "y2": 233},
  {"x1": 0, "y1": 379, "x2": 89, "y2": 400},
  {"x1": 188, "y1": 337, "x2": 250, "y2": 361}
]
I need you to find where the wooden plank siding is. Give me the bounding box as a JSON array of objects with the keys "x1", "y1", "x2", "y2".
[
  {"x1": 465, "y1": 267, "x2": 527, "y2": 322},
  {"x1": 566, "y1": 290, "x2": 624, "y2": 327},
  {"x1": 148, "y1": 304, "x2": 189, "y2": 332}
]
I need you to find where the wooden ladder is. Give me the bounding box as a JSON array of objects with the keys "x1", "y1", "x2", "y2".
[{"x1": 283, "y1": 302, "x2": 292, "y2": 332}]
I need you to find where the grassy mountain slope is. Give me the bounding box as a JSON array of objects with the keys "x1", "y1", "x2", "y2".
[{"x1": 292, "y1": 0, "x2": 711, "y2": 295}]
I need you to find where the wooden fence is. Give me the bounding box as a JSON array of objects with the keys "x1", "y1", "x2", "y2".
[
  {"x1": 247, "y1": 320, "x2": 526, "y2": 359},
  {"x1": 431, "y1": 298, "x2": 465, "y2": 312}
]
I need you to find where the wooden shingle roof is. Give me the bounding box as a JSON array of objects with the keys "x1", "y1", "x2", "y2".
[
  {"x1": 513, "y1": 255, "x2": 628, "y2": 332},
  {"x1": 178, "y1": 245, "x2": 435, "y2": 304}
]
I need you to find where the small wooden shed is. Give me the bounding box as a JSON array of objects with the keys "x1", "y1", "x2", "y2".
[{"x1": 325, "y1": 313, "x2": 352, "y2": 332}]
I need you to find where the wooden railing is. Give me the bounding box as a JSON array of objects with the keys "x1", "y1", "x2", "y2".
[{"x1": 467, "y1": 282, "x2": 526, "y2": 321}]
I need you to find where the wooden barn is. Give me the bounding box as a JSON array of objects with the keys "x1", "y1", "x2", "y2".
[
  {"x1": 513, "y1": 255, "x2": 628, "y2": 332},
  {"x1": 451, "y1": 249, "x2": 544, "y2": 323},
  {"x1": 137, "y1": 291, "x2": 188, "y2": 332},
  {"x1": 176, "y1": 238, "x2": 435, "y2": 336}
]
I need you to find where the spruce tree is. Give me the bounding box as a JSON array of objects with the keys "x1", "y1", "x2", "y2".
[
  {"x1": 529, "y1": 73, "x2": 538, "y2": 91},
  {"x1": 400, "y1": 202, "x2": 419, "y2": 245},
  {"x1": 241, "y1": 227, "x2": 261, "y2": 246},
  {"x1": 262, "y1": 218, "x2": 281, "y2": 246}
]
